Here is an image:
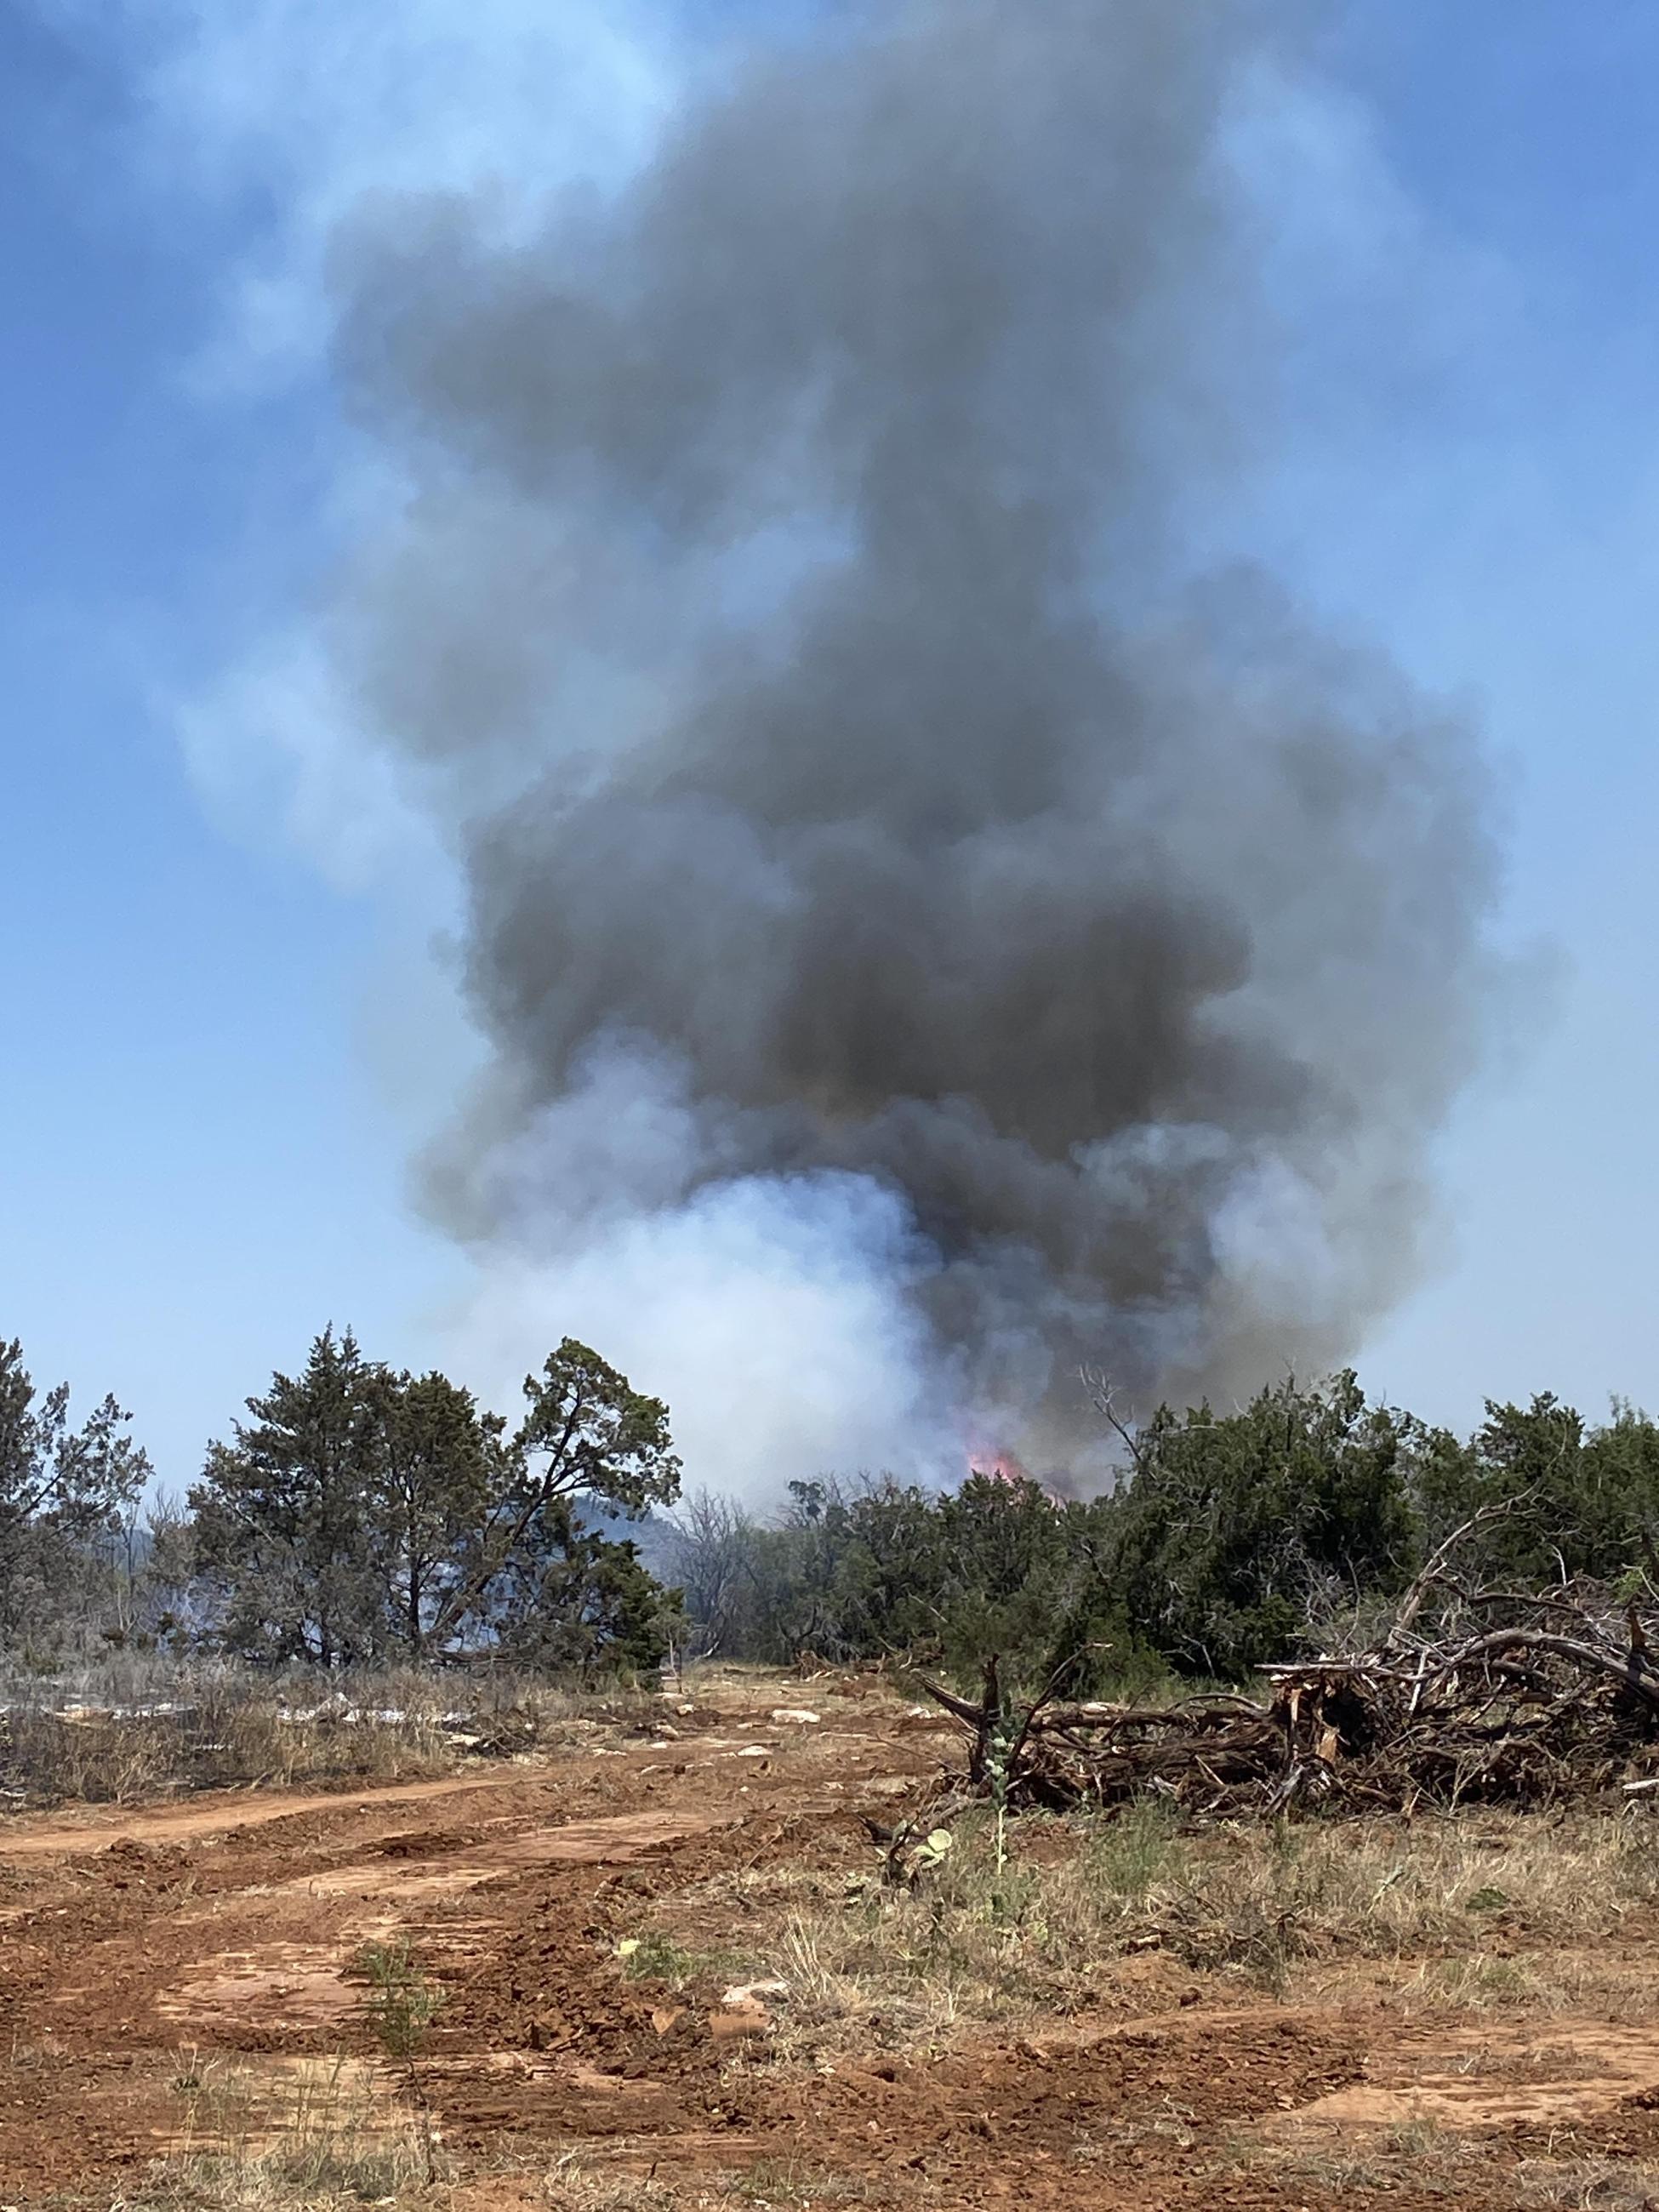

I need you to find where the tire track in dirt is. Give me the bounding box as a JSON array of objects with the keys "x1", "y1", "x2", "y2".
[
  {"x1": 0, "y1": 1768, "x2": 531, "y2": 1860},
  {"x1": 151, "y1": 1805, "x2": 744, "y2": 2038},
  {"x1": 1283, "y1": 2015, "x2": 1659, "y2": 2133}
]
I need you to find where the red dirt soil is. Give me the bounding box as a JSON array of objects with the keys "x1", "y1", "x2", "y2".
[{"x1": 3, "y1": 1673, "x2": 1658, "y2": 2209}]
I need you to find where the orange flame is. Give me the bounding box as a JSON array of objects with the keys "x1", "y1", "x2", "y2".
[{"x1": 966, "y1": 1446, "x2": 1034, "y2": 1486}]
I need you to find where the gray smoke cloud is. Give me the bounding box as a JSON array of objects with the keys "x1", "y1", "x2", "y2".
[{"x1": 322, "y1": 0, "x2": 1500, "y2": 1482}]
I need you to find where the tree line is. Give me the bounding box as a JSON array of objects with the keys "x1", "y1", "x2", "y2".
[
  {"x1": 0, "y1": 1331, "x2": 681, "y2": 1673},
  {"x1": 665, "y1": 1372, "x2": 1659, "y2": 1688},
  {"x1": 6, "y1": 1331, "x2": 1659, "y2": 1688}
]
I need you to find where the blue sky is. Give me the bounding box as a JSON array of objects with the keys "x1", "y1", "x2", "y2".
[
  {"x1": 3, "y1": 2, "x2": 1657, "y2": 1489},
  {"x1": 0, "y1": 3, "x2": 465, "y2": 1483}
]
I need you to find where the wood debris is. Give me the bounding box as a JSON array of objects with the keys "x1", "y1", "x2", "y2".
[{"x1": 920, "y1": 1516, "x2": 1659, "y2": 1819}]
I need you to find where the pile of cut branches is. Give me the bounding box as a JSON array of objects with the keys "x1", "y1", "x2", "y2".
[{"x1": 919, "y1": 1514, "x2": 1659, "y2": 1819}]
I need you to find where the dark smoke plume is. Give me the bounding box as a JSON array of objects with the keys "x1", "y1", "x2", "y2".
[{"x1": 327, "y1": 0, "x2": 1499, "y2": 1478}]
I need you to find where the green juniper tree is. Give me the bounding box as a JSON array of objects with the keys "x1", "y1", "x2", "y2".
[
  {"x1": 190, "y1": 1326, "x2": 386, "y2": 1663},
  {"x1": 191, "y1": 1331, "x2": 682, "y2": 1672},
  {"x1": 1413, "y1": 1393, "x2": 1659, "y2": 1586},
  {"x1": 1106, "y1": 1371, "x2": 1423, "y2": 1677},
  {"x1": 0, "y1": 1338, "x2": 151, "y2": 1651},
  {"x1": 370, "y1": 1368, "x2": 505, "y2": 1659},
  {"x1": 432, "y1": 1339, "x2": 683, "y2": 1668}
]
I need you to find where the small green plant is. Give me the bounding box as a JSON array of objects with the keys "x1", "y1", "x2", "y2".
[
  {"x1": 354, "y1": 1938, "x2": 444, "y2": 2180},
  {"x1": 356, "y1": 1937, "x2": 443, "y2": 2059},
  {"x1": 985, "y1": 1709, "x2": 1017, "y2": 1875},
  {"x1": 618, "y1": 1930, "x2": 703, "y2": 1985}
]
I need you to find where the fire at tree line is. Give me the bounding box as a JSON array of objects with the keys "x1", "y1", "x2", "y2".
[{"x1": 3, "y1": 1326, "x2": 1659, "y2": 1692}]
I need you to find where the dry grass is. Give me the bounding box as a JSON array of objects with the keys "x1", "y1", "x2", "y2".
[
  {"x1": 544, "y1": 2166, "x2": 683, "y2": 2212},
  {"x1": 669, "y1": 1799, "x2": 1659, "y2": 2048},
  {"x1": 1514, "y1": 2156, "x2": 1659, "y2": 2209},
  {"x1": 1237, "y1": 2121, "x2": 1659, "y2": 2210},
  {"x1": 541, "y1": 2153, "x2": 895, "y2": 2212},
  {"x1": 91, "y1": 2051, "x2": 448, "y2": 2210},
  {"x1": 1223, "y1": 2115, "x2": 1486, "y2": 2200},
  {"x1": 0, "y1": 1660, "x2": 662, "y2": 1808}
]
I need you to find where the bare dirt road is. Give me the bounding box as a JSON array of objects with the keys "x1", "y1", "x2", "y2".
[{"x1": 3, "y1": 1672, "x2": 1658, "y2": 2209}]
